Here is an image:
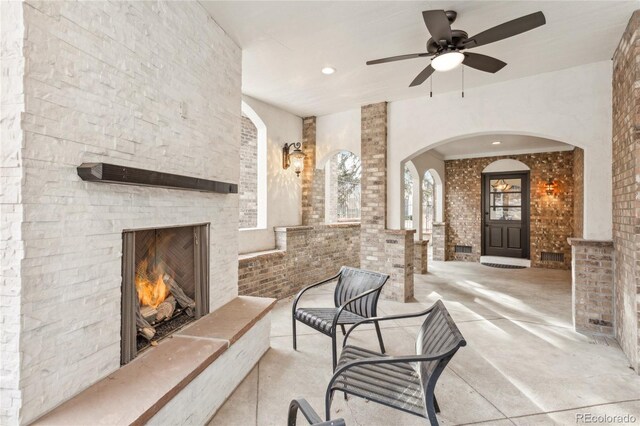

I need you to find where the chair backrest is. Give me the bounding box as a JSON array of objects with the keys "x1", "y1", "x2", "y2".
[
  {"x1": 415, "y1": 300, "x2": 466, "y2": 396},
  {"x1": 333, "y1": 267, "x2": 389, "y2": 318}
]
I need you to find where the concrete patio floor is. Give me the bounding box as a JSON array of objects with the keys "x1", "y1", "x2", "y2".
[{"x1": 208, "y1": 261, "x2": 640, "y2": 425}]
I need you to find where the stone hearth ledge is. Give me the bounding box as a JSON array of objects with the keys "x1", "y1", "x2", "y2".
[{"x1": 32, "y1": 296, "x2": 276, "y2": 426}]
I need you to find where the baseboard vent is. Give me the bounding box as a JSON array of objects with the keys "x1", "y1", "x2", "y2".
[
  {"x1": 541, "y1": 251, "x2": 564, "y2": 262},
  {"x1": 454, "y1": 245, "x2": 473, "y2": 254}
]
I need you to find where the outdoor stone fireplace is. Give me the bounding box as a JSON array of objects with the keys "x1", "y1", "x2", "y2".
[{"x1": 121, "y1": 224, "x2": 210, "y2": 364}]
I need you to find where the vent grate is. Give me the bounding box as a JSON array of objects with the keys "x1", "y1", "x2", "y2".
[
  {"x1": 541, "y1": 251, "x2": 564, "y2": 262},
  {"x1": 454, "y1": 245, "x2": 473, "y2": 254}
]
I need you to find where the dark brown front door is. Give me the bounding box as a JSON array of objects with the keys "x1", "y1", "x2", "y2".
[{"x1": 482, "y1": 172, "x2": 529, "y2": 258}]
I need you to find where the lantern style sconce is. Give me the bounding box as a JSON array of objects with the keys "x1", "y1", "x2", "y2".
[
  {"x1": 283, "y1": 142, "x2": 306, "y2": 177},
  {"x1": 545, "y1": 178, "x2": 556, "y2": 196}
]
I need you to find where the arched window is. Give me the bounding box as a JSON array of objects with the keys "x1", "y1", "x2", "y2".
[
  {"x1": 326, "y1": 151, "x2": 361, "y2": 223},
  {"x1": 403, "y1": 165, "x2": 414, "y2": 229},
  {"x1": 422, "y1": 171, "x2": 436, "y2": 236},
  {"x1": 239, "y1": 102, "x2": 267, "y2": 230}
]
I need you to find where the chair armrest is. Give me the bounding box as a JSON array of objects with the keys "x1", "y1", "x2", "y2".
[
  {"x1": 342, "y1": 304, "x2": 437, "y2": 347},
  {"x1": 330, "y1": 283, "x2": 386, "y2": 333},
  {"x1": 288, "y1": 398, "x2": 345, "y2": 426},
  {"x1": 292, "y1": 272, "x2": 341, "y2": 316}
]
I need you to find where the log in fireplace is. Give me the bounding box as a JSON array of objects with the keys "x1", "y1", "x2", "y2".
[{"x1": 121, "y1": 224, "x2": 210, "y2": 364}]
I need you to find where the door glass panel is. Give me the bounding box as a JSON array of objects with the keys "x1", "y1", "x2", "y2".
[
  {"x1": 490, "y1": 207, "x2": 522, "y2": 221},
  {"x1": 491, "y1": 193, "x2": 521, "y2": 207},
  {"x1": 490, "y1": 178, "x2": 522, "y2": 193}
]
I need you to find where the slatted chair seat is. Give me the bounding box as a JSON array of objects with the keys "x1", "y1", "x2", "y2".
[
  {"x1": 294, "y1": 308, "x2": 366, "y2": 335},
  {"x1": 324, "y1": 300, "x2": 466, "y2": 426},
  {"x1": 292, "y1": 267, "x2": 390, "y2": 369},
  {"x1": 333, "y1": 346, "x2": 426, "y2": 417}
]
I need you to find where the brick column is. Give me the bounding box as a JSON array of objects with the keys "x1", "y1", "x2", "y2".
[
  {"x1": 569, "y1": 238, "x2": 614, "y2": 336},
  {"x1": 431, "y1": 222, "x2": 446, "y2": 261},
  {"x1": 414, "y1": 239, "x2": 429, "y2": 274},
  {"x1": 301, "y1": 117, "x2": 324, "y2": 225},
  {"x1": 360, "y1": 102, "x2": 413, "y2": 301}
]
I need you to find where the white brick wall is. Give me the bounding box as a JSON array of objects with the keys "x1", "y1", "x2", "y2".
[
  {"x1": 1, "y1": 0, "x2": 26, "y2": 422},
  {"x1": 3, "y1": 2, "x2": 241, "y2": 424}
]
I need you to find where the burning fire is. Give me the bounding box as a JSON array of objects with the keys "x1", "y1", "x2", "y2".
[{"x1": 135, "y1": 257, "x2": 170, "y2": 308}]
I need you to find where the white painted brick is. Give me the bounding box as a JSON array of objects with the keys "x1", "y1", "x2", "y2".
[{"x1": 2, "y1": 1, "x2": 242, "y2": 424}]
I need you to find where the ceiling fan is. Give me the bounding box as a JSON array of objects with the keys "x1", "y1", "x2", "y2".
[{"x1": 366, "y1": 10, "x2": 546, "y2": 87}]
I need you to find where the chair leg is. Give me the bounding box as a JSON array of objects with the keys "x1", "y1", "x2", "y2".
[
  {"x1": 292, "y1": 317, "x2": 297, "y2": 350},
  {"x1": 340, "y1": 324, "x2": 346, "y2": 336},
  {"x1": 331, "y1": 333, "x2": 338, "y2": 370},
  {"x1": 426, "y1": 395, "x2": 439, "y2": 426},
  {"x1": 325, "y1": 389, "x2": 334, "y2": 421},
  {"x1": 374, "y1": 321, "x2": 386, "y2": 353},
  {"x1": 434, "y1": 394, "x2": 441, "y2": 413}
]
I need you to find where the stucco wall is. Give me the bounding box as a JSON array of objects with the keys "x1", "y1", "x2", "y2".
[{"x1": 388, "y1": 61, "x2": 613, "y2": 240}]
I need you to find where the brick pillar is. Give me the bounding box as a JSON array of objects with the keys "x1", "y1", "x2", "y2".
[
  {"x1": 360, "y1": 102, "x2": 413, "y2": 301},
  {"x1": 431, "y1": 222, "x2": 446, "y2": 261},
  {"x1": 612, "y1": 10, "x2": 640, "y2": 373},
  {"x1": 569, "y1": 238, "x2": 614, "y2": 336},
  {"x1": 414, "y1": 240, "x2": 428, "y2": 274},
  {"x1": 301, "y1": 117, "x2": 324, "y2": 225}
]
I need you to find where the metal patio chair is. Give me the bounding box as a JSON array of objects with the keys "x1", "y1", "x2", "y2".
[
  {"x1": 288, "y1": 399, "x2": 345, "y2": 426},
  {"x1": 324, "y1": 300, "x2": 466, "y2": 426},
  {"x1": 292, "y1": 266, "x2": 390, "y2": 369}
]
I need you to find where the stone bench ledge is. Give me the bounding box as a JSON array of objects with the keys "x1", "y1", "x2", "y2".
[{"x1": 32, "y1": 296, "x2": 276, "y2": 426}]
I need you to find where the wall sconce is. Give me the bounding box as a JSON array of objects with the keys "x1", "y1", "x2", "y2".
[
  {"x1": 283, "y1": 142, "x2": 306, "y2": 177},
  {"x1": 545, "y1": 178, "x2": 556, "y2": 196}
]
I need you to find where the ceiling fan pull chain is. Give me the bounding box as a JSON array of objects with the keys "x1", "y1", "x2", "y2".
[
  {"x1": 461, "y1": 65, "x2": 465, "y2": 98},
  {"x1": 430, "y1": 74, "x2": 433, "y2": 98}
]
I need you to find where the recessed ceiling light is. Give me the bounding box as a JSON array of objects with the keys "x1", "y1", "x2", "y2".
[
  {"x1": 321, "y1": 67, "x2": 336, "y2": 75},
  {"x1": 492, "y1": 141, "x2": 501, "y2": 145}
]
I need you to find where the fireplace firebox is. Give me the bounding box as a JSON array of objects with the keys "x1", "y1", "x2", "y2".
[{"x1": 121, "y1": 224, "x2": 210, "y2": 364}]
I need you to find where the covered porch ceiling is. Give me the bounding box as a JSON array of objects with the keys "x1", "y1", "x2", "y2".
[{"x1": 202, "y1": 1, "x2": 637, "y2": 116}]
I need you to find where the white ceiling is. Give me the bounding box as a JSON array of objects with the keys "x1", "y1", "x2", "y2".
[
  {"x1": 201, "y1": 1, "x2": 637, "y2": 117},
  {"x1": 428, "y1": 134, "x2": 574, "y2": 160}
]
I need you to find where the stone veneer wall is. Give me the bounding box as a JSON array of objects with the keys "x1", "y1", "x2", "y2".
[
  {"x1": 569, "y1": 239, "x2": 614, "y2": 335},
  {"x1": 360, "y1": 102, "x2": 413, "y2": 301},
  {"x1": 573, "y1": 148, "x2": 585, "y2": 238},
  {"x1": 0, "y1": 2, "x2": 241, "y2": 424},
  {"x1": 301, "y1": 117, "x2": 324, "y2": 225},
  {"x1": 414, "y1": 240, "x2": 428, "y2": 274},
  {"x1": 432, "y1": 222, "x2": 446, "y2": 261},
  {"x1": 612, "y1": 10, "x2": 640, "y2": 372},
  {"x1": 444, "y1": 151, "x2": 575, "y2": 269},
  {"x1": 239, "y1": 115, "x2": 258, "y2": 228},
  {"x1": 238, "y1": 224, "x2": 360, "y2": 299},
  {"x1": 0, "y1": 2, "x2": 25, "y2": 422}
]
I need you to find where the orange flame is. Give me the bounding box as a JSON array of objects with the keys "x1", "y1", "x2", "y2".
[{"x1": 135, "y1": 257, "x2": 170, "y2": 308}]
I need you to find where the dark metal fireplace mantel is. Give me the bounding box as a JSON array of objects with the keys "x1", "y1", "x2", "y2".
[{"x1": 77, "y1": 162, "x2": 238, "y2": 194}]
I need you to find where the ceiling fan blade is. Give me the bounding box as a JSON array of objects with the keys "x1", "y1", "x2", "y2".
[
  {"x1": 464, "y1": 11, "x2": 545, "y2": 48},
  {"x1": 366, "y1": 53, "x2": 431, "y2": 65},
  {"x1": 422, "y1": 10, "x2": 452, "y2": 44},
  {"x1": 462, "y1": 53, "x2": 507, "y2": 73},
  {"x1": 409, "y1": 64, "x2": 435, "y2": 87}
]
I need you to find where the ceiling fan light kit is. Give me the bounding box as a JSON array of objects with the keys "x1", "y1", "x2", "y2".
[
  {"x1": 431, "y1": 51, "x2": 465, "y2": 72},
  {"x1": 366, "y1": 9, "x2": 546, "y2": 88}
]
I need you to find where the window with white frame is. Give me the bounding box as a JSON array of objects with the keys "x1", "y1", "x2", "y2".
[
  {"x1": 239, "y1": 102, "x2": 267, "y2": 230},
  {"x1": 326, "y1": 151, "x2": 361, "y2": 223}
]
